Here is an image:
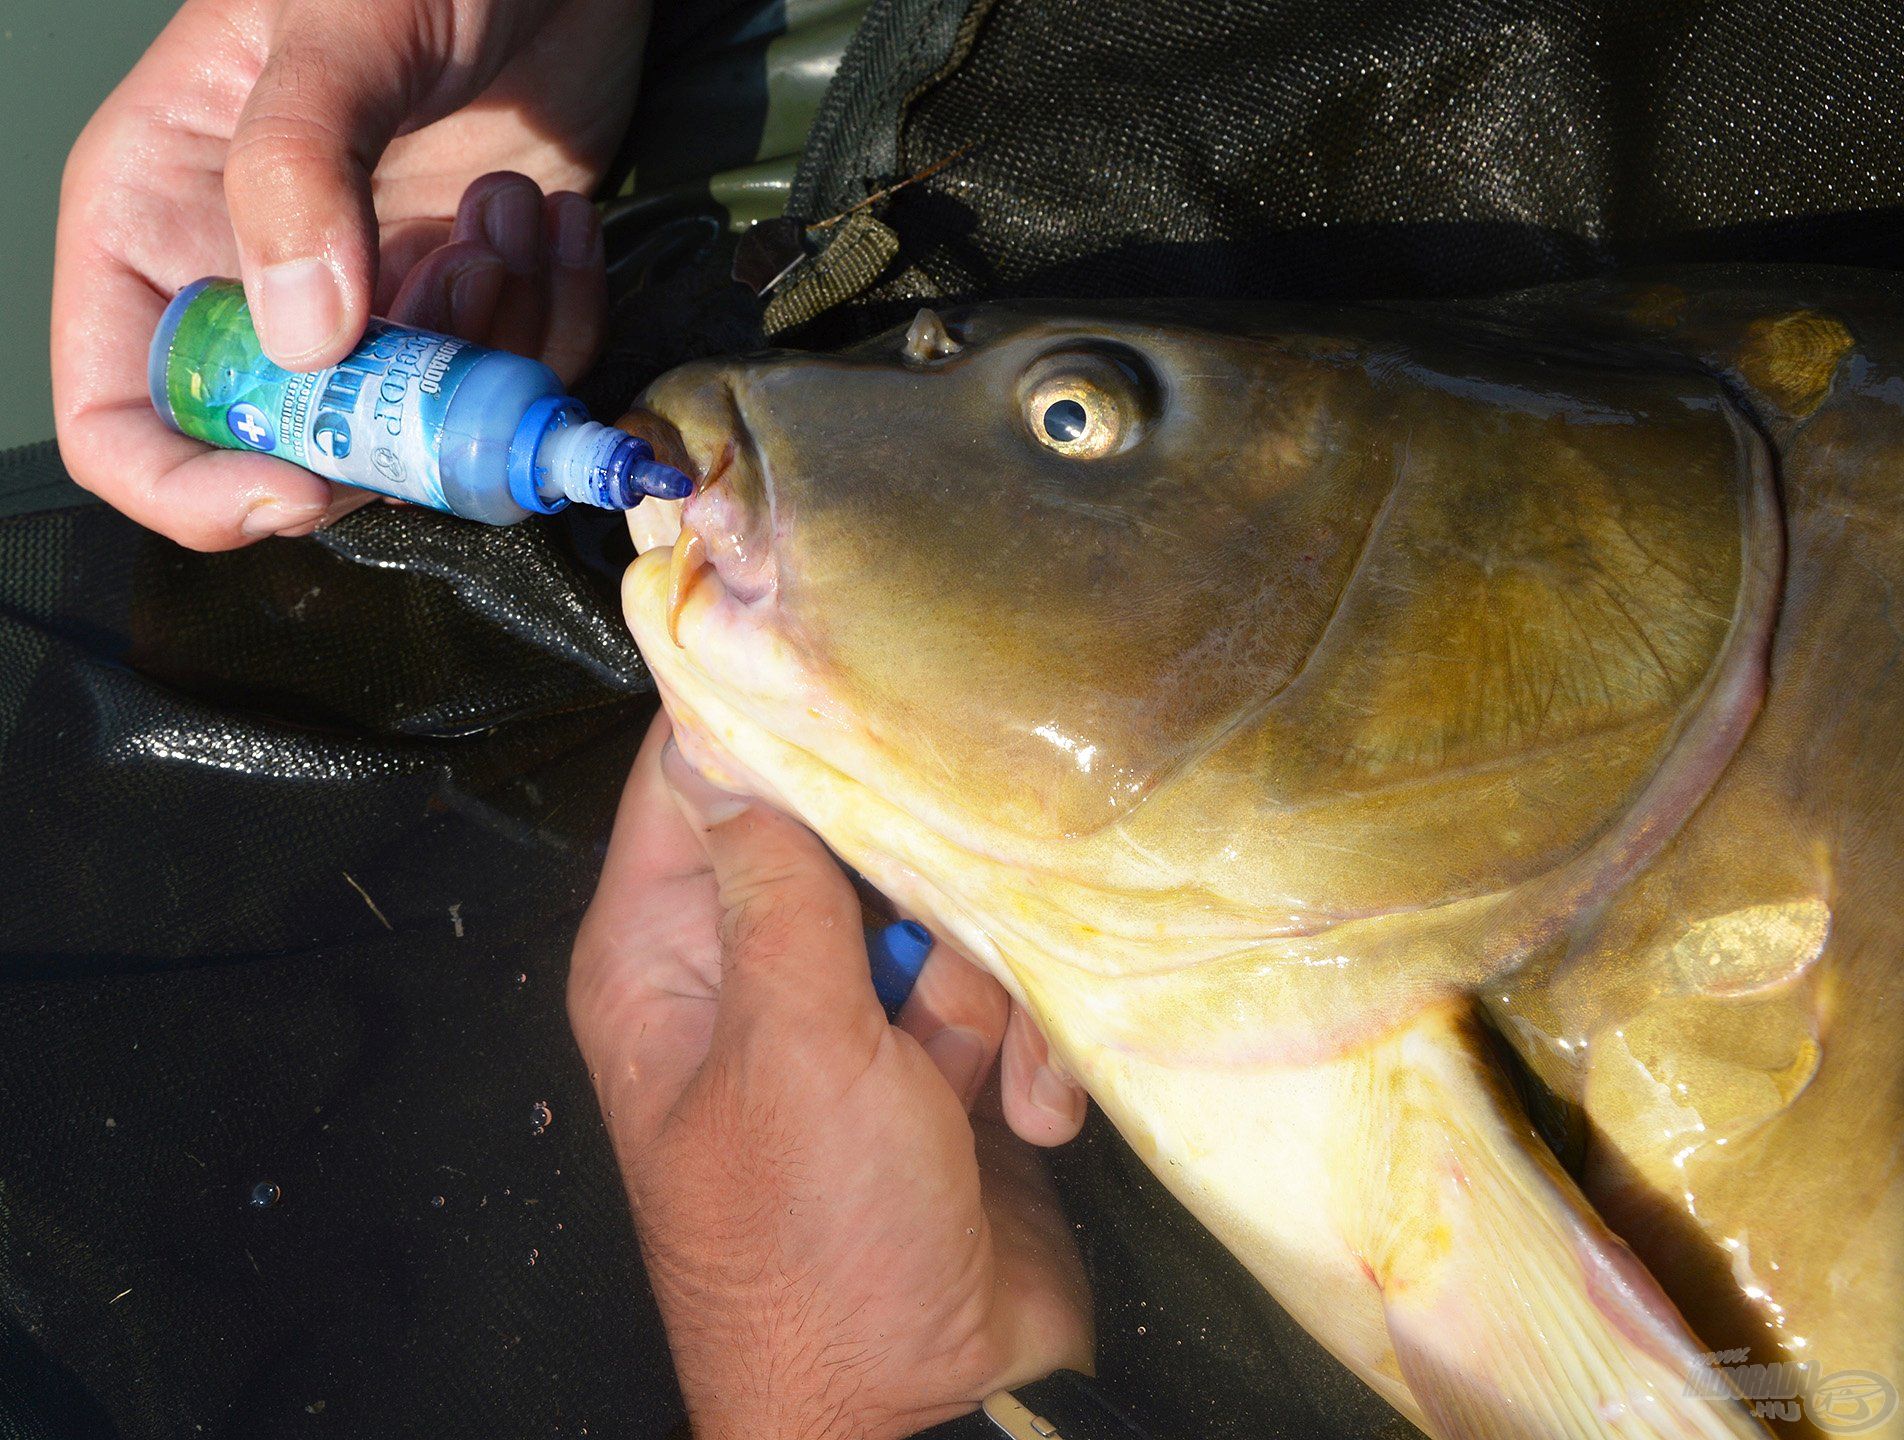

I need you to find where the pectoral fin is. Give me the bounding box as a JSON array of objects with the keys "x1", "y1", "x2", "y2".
[{"x1": 1339, "y1": 1004, "x2": 1767, "y2": 1440}]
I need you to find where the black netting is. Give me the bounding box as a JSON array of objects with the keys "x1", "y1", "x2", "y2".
[
  {"x1": 8, "y1": 1, "x2": 1904, "y2": 1436},
  {"x1": 780, "y1": 0, "x2": 1904, "y2": 346},
  {"x1": 0, "y1": 493, "x2": 682, "y2": 1438}
]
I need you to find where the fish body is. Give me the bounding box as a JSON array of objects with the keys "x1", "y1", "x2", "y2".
[{"x1": 622, "y1": 269, "x2": 1904, "y2": 1440}]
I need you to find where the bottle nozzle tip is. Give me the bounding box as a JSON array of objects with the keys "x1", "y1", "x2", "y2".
[{"x1": 633, "y1": 459, "x2": 694, "y2": 501}]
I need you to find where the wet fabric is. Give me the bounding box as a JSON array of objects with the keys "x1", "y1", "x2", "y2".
[{"x1": 7, "y1": 0, "x2": 1904, "y2": 1436}]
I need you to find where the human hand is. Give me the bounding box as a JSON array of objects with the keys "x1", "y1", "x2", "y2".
[
  {"x1": 569, "y1": 715, "x2": 1094, "y2": 1439},
  {"x1": 53, "y1": 0, "x2": 646, "y2": 550}
]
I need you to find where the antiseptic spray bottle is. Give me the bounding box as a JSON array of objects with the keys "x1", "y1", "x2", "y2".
[{"x1": 149, "y1": 278, "x2": 690, "y2": 524}]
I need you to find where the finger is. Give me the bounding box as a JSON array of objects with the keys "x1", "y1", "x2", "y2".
[
  {"x1": 577, "y1": 714, "x2": 716, "y2": 942},
  {"x1": 974, "y1": 1117, "x2": 1097, "y2": 1382},
  {"x1": 897, "y1": 943, "x2": 1010, "y2": 1111},
  {"x1": 385, "y1": 241, "x2": 505, "y2": 338},
  {"x1": 51, "y1": 243, "x2": 337, "y2": 548},
  {"x1": 373, "y1": 218, "x2": 455, "y2": 314},
  {"x1": 224, "y1": 0, "x2": 432, "y2": 368},
  {"x1": 569, "y1": 715, "x2": 724, "y2": 1134},
  {"x1": 313, "y1": 488, "x2": 381, "y2": 529},
  {"x1": 539, "y1": 193, "x2": 607, "y2": 383},
  {"x1": 447, "y1": 251, "x2": 508, "y2": 344},
  {"x1": 999, "y1": 1002, "x2": 1088, "y2": 1147},
  {"x1": 661, "y1": 743, "x2": 888, "y2": 1057},
  {"x1": 450, "y1": 172, "x2": 549, "y2": 357}
]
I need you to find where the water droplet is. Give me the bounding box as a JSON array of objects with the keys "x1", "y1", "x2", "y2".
[
  {"x1": 430, "y1": 1195, "x2": 445, "y2": 1209},
  {"x1": 515, "y1": 972, "x2": 528, "y2": 987},
  {"x1": 526, "y1": 1248, "x2": 540, "y2": 1267},
  {"x1": 530, "y1": 1101, "x2": 553, "y2": 1135},
  {"x1": 249, "y1": 1181, "x2": 282, "y2": 1209},
  {"x1": 1136, "y1": 1325, "x2": 1147, "y2": 1336}
]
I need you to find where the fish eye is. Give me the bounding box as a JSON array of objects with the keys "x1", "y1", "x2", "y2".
[
  {"x1": 1021, "y1": 348, "x2": 1153, "y2": 460},
  {"x1": 1043, "y1": 399, "x2": 1088, "y2": 442}
]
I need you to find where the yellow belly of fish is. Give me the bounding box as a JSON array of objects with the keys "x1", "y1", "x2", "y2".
[{"x1": 625, "y1": 546, "x2": 1772, "y2": 1440}]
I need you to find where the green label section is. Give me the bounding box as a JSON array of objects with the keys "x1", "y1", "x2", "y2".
[{"x1": 161, "y1": 280, "x2": 483, "y2": 510}]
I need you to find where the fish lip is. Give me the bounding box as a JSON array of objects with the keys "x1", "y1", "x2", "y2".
[
  {"x1": 684, "y1": 439, "x2": 777, "y2": 607},
  {"x1": 631, "y1": 379, "x2": 778, "y2": 620}
]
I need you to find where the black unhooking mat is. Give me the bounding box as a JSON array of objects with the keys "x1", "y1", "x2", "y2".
[{"x1": 7, "y1": 2, "x2": 1904, "y2": 1436}]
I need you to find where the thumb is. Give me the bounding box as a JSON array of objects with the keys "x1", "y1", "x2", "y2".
[
  {"x1": 661, "y1": 742, "x2": 887, "y2": 1055},
  {"x1": 223, "y1": 0, "x2": 427, "y2": 368}
]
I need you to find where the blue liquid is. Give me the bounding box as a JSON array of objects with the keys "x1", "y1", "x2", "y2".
[
  {"x1": 149, "y1": 277, "x2": 691, "y2": 525},
  {"x1": 433, "y1": 350, "x2": 585, "y2": 526}
]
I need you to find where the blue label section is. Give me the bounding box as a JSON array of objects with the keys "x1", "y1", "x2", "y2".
[{"x1": 255, "y1": 322, "x2": 482, "y2": 509}]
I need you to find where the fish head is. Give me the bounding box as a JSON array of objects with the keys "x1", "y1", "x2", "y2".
[
  {"x1": 625, "y1": 302, "x2": 1764, "y2": 1009},
  {"x1": 629, "y1": 304, "x2": 1388, "y2": 833}
]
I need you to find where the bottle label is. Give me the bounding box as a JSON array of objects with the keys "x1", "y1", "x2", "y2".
[{"x1": 158, "y1": 280, "x2": 483, "y2": 511}]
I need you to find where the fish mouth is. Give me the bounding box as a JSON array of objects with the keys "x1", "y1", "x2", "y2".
[{"x1": 623, "y1": 383, "x2": 778, "y2": 647}]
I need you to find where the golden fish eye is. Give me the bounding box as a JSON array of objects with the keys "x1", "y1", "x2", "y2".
[{"x1": 1022, "y1": 355, "x2": 1146, "y2": 459}]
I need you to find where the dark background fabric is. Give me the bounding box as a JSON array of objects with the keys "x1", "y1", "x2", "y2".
[
  {"x1": 6, "y1": 1, "x2": 1904, "y2": 1436},
  {"x1": 778, "y1": 0, "x2": 1904, "y2": 348}
]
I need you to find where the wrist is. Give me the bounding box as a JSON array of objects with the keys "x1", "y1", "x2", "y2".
[
  {"x1": 682, "y1": 1377, "x2": 967, "y2": 1440},
  {"x1": 662, "y1": 1300, "x2": 955, "y2": 1440},
  {"x1": 645, "y1": 1234, "x2": 1002, "y2": 1440},
  {"x1": 903, "y1": 1372, "x2": 1154, "y2": 1440}
]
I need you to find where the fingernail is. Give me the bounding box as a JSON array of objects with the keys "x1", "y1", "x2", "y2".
[
  {"x1": 923, "y1": 1027, "x2": 991, "y2": 1106},
  {"x1": 483, "y1": 184, "x2": 542, "y2": 273},
  {"x1": 1030, "y1": 1064, "x2": 1082, "y2": 1123},
  {"x1": 240, "y1": 498, "x2": 320, "y2": 539},
  {"x1": 448, "y1": 254, "x2": 505, "y2": 333},
  {"x1": 256, "y1": 258, "x2": 344, "y2": 365},
  {"x1": 552, "y1": 195, "x2": 602, "y2": 268},
  {"x1": 661, "y1": 739, "x2": 750, "y2": 825},
  {"x1": 315, "y1": 489, "x2": 378, "y2": 529}
]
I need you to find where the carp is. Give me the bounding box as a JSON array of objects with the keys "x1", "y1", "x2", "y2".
[{"x1": 620, "y1": 270, "x2": 1902, "y2": 1439}]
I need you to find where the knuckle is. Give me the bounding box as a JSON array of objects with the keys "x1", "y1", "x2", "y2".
[
  {"x1": 719, "y1": 887, "x2": 812, "y2": 969},
  {"x1": 225, "y1": 108, "x2": 354, "y2": 185},
  {"x1": 52, "y1": 438, "x2": 105, "y2": 498},
  {"x1": 717, "y1": 862, "x2": 856, "y2": 969},
  {"x1": 60, "y1": 106, "x2": 150, "y2": 215},
  {"x1": 964, "y1": 969, "x2": 1013, "y2": 1036},
  {"x1": 471, "y1": 169, "x2": 538, "y2": 194}
]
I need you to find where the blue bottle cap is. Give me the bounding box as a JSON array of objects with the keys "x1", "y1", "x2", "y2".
[
  {"x1": 867, "y1": 919, "x2": 934, "y2": 1019},
  {"x1": 513, "y1": 399, "x2": 696, "y2": 513},
  {"x1": 592, "y1": 433, "x2": 694, "y2": 504},
  {"x1": 507, "y1": 394, "x2": 583, "y2": 515}
]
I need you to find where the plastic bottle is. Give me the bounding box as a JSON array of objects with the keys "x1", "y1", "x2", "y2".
[{"x1": 149, "y1": 277, "x2": 691, "y2": 525}]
